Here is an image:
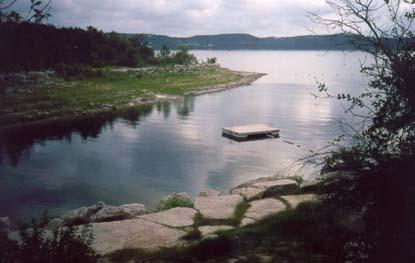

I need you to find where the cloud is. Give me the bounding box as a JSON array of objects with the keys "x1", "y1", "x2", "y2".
[{"x1": 9, "y1": 0, "x2": 332, "y2": 37}]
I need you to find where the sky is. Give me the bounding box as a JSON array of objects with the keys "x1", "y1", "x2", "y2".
[{"x1": 9, "y1": 0, "x2": 334, "y2": 37}]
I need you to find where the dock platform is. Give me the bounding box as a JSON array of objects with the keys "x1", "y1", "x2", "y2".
[{"x1": 222, "y1": 124, "x2": 280, "y2": 141}]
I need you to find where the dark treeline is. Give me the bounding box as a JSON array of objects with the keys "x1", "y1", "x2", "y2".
[
  {"x1": 0, "y1": 22, "x2": 201, "y2": 73},
  {"x1": 0, "y1": 22, "x2": 157, "y2": 72}
]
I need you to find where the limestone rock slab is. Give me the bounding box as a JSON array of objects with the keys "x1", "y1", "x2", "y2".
[
  {"x1": 62, "y1": 201, "x2": 106, "y2": 224},
  {"x1": 239, "y1": 217, "x2": 256, "y2": 227},
  {"x1": 280, "y1": 194, "x2": 316, "y2": 209},
  {"x1": 90, "y1": 203, "x2": 146, "y2": 222},
  {"x1": 245, "y1": 198, "x2": 286, "y2": 221},
  {"x1": 198, "y1": 188, "x2": 221, "y2": 197},
  {"x1": 230, "y1": 187, "x2": 263, "y2": 199},
  {"x1": 138, "y1": 207, "x2": 197, "y2": 227},
  {"x1": 195, "y1": 195, "x2": 243, "y2": 219},
  {"x1": 231, "y1": 177, "x2": 300, "y2": 199},
  {"x1": 253, "y1": 179, "x2": 299, "y2": 197},
  {"x1": 91, "y1": 218, "x2": 185, "y2": 255},
  {"x1": 198, "y1": 225, "x2": 234, "y2": 236}
]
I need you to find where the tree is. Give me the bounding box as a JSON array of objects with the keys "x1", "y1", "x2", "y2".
[
  {"x1": 308, "y1": 0, "x2": 415, "y2": 166},
  {"x1": 0, "y1": 0, "x2": 51, "y2": 23},
  {"x1": 207, "y1": 57, "x2": 217, "y2": 64},
  {"x1": 307, "y1": 1, "x2": 415, "y2": 262},
  {"x1": 158, "y1": 45, "x2": 171, "y2": 64},
  {"x1": 173, "y1": 45, "x2": 197, "y2": 65}
]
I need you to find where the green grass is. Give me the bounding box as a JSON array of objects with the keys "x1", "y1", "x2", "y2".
[
  {"x1": 275, "y1": 196, "x2": 292, "y2": 209},
  {"x1": 193, "y1": 201, "x2": 251, "y2": 227},
  {"x1": 156, "y1": 195, "x2": 194, "y2": 211},
  {"x1": 0, "y1": 66, "x2": 242, "y2": 125},
  {"x1": 181, "y1": 228, "x2": 202, "y2": 241}
]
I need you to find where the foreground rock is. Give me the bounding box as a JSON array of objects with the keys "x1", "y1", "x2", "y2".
[
  {"x1": 62, "y1": 201, "x2": 106, "y2": 224},
  {"x1": 240, "y1": 217, "x2": 257, "y2": 227},
  {"x1": 62, "y1": 202, "x2": 147, "y2": 224},
  {"x1": 245, "y1": 198, "x2": 287, "y2": 221},
  {"x1": 280, "y1": 194, "x2": 316, "y2": 209},
  {"x1": 230, "y1": 178, "x2": 299, "y2": 199},
  {"x1": 90, "y1": 203, "x2": 146, "y2": 222},
  {"x1": 253, "y1": 179, "x2": 299, "y2": 197},
  {"x1": 230, "y1": 187, "x2": 263, "y2": 199},
  {"x1": 197, "y1": 188, "x2": 221, "y2": 197},
  {"x1": 198, "y1": 225, "x2": 234, "y2": 236},
  {"x1": 91, "y1": 218, "x2": 186, "y2": 255},
  {"x1": 138, "y1": 207, "x2": 197, "y2": 227},
  {"x1": 195, "y1": 195, "x2": 243, "y2": 219}
]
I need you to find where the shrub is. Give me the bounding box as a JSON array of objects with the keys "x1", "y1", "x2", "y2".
[
  {"x1": 206, "y1": 57, "x2": 217, "y2": 64},
  {"x1": 156, "y1": 193, "x2": 194, "y2": 211},
  {"x1": 172, "y1": 45, "x2": 198, "y2": 65},
  {"x1": 0, "y1": 212, "x2": 99, "y2": 263}
]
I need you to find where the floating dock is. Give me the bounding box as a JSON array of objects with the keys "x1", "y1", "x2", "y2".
[{"x1": 222, "y1": 124, "x2": 280, "y2": 141}]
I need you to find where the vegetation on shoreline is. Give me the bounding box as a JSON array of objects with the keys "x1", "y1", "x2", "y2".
[
  {"x1": 0, "y1": 65, "x2": 243, "y2": 127},
  {"x1": 156, "y1": 193, "x2": 194, "y2": 211},
  {"x1": 0, "y1": 213, "x2": 99, "y2": 263},
  {"x1": 0, "y1": 19, "x2": 201, "y2": 72},
  {"x1": 305, "y1": 1, "x2": 415, "y2": 262},
  {"x1": 0, "y1": 0, "x2": 232, "y2": 129},
  {"x1": 0, "y1": 22, "x2": 157, "y2": 71}
]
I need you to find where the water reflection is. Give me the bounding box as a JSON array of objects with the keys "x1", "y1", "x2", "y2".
[
  {"x1": 0, "y1": 99, "x2": 198, "y2": 167},
  {"x1": 0, "y1": 51, "x2": 367, "y2": 221}
]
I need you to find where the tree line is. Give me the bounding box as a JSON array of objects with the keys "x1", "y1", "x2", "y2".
[
  {"x1": 0, "y1": 1, "x2": 199, "y2": 72},
  {"x1": 0, "y1": 22, "x2": 160, "y2": 72},
  {"x1": 0, "y1": 23, "x2": 199, "y2": 73}
]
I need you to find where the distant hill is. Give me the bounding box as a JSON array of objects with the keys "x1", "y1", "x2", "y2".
[{"x1": 125, "y1": 33, "x2": 357, "y2": 50}]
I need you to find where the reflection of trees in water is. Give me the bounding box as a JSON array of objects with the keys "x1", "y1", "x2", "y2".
[
  {"x1": 0, "y1": 98, "x2": 198, "y2": 167},
  {"x1": 175, "y1": 96, "x2": 195, "y2": 118},
  {"x1": 155, "y1": 101, "x2": 171, "y2": 120},
  {"x1": 0, "y1": 104, "x2": 155, "y2": 167},
  {"x1": 119, "y1": 104, "x2": 153, "y2": 128}
]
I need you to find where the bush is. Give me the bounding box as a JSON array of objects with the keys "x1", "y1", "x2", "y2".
[
  {"x1": 156, "y1": 193, "x2": 194, "y2": 211},
  {"x1": 172, "y1": 45, "x2": 198, "y2": 65},
  {"x1": 0, "y1": 212, "x2": 99, "y2": 263},
  {"x1": 157, "y1": 45, "x2": 172, "y2": 65},
  {"x1": 206, "y1": 57, "x2": 217, "y2": 64},
  {"x1": 155, "y1": 45, "x2": 198, "y2": 66}
]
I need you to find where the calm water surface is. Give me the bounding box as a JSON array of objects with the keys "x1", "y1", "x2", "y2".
[{"x1": 0, "y1": 51, "x2": 368, "y2": 221}]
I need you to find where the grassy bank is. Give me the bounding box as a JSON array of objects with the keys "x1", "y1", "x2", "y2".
[{"x1": 0, "y1": 65, "x2": 256, "y2": 128}]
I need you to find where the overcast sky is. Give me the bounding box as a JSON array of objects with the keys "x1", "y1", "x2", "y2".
[{"x1": 11, "y1": 0, "x2": 334, "y2": 37}]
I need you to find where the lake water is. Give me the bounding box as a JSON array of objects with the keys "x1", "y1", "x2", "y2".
[{"x1": 0, "y1": 51, "x2": 368, "y2": 221}]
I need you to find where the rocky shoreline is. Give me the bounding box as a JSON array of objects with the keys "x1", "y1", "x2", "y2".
[{"x1": 2, "y1": 175, "x2": 318, "y2": 256}]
